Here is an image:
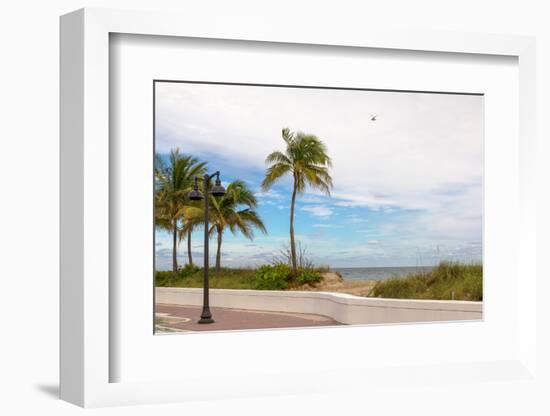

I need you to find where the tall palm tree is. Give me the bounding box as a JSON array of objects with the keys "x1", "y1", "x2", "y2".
[
  {"x1": 184, "y1": 180, "x2": 267, "y2": 275},
  {"x1": 261, "y1": 128, "x2": 333, "y2": 275},
  {"x1": 155, "y1": 149, "x2": 207, "y2": 275}
]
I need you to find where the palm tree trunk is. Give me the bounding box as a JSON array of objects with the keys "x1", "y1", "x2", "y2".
[
  {"x1": 289, "y1": 181, "x2": 298, "y2": 276},
  {"x1": 172, "y1": 220, "x2": 178, "y2": 276},
  {"x1": 215, "y1": 228, "x2": 223, "y2": 276},
  {"x1": 187, "y1": 228, "x2": 193, "y2": 266}
]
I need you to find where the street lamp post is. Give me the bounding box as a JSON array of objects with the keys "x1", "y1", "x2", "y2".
[{"x1": 188, "y1": 171, "x2": 226, "y2": 324}]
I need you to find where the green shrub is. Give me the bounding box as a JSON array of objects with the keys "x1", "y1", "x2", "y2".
[
  {"x1": 254, "y1": 263, "x2": 292, "y2": 290},
  {"x1": 180, "y1": 263, "x2": 200, "y2": 277},
  {"x1": 155, "y1": 264, "x2": 201, "y2": 287},
  {"x1": 296, "y1": 269, "x2": 322, "y2": 285},
  {"x1": 155, "y1": 270, "x2": 178, "y2": 287}
]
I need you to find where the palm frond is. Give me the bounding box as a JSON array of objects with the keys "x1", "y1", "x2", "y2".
[
  {"x1": 265, "y1": 150, "x2": 292, "y2": 166},
  {"x1": 154, "y1": 150, "x2": 208, "y2": 226},
  {"x1": 203, "y1": 180, "x2": 268, "y2": 244},
  {"x1": 262, "y1": 128, "x2": 333, "y2": 195},
  {"x1": 303, "y1": 165, "x2": 333, "y2": 195},
  {"x1": 261, "y1": 163, "x2": 292, "y2": 191}
]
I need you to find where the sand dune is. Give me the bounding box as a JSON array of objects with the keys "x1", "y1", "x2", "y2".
[{"x1": 291, "y1": 272, "x2": 378, "y2": 297}]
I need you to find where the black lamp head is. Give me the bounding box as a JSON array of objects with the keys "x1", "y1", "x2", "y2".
[
  {"x1": 188, "y1": 177, "x2": 204, "y2": 201},
  {"x1": 211, "y1": 176, "x2": 226, "y2": 197}
]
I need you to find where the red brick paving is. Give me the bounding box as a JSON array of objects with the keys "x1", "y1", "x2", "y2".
[{"x1": 155, "y1": 303, "x2": 343, "y2": 332}]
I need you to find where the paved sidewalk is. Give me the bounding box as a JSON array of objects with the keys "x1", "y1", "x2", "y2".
[{"x1": 155, "y1": 303, "x2": 343, "y2": 332}]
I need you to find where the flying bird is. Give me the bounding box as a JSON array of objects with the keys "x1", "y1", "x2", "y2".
[{"x1": 370, "y1": 114, "x2": 378, "y2": 121}]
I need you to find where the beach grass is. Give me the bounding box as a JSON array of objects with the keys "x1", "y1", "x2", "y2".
[
  {"x1": 156, "y1": 267, "x2": 257, "y2": 290},
  {"x1": 368, "y1": 261, "x2": 482, "y2": 301}
]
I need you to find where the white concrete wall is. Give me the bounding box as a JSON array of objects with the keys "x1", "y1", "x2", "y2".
[{"x1": 156, "y1": 288, "x2": 483, "y2": 325}]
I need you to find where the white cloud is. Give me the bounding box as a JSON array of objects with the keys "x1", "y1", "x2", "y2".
[
  {"x1": 300, "y1": 194, "x2": 328, "y2": 204},
  {"x1": 312, "y1": 224, "x2": 343, "y2": 228},
  {"x1": 348, "y1": 215, "x2": 369, "y2": 224},
  {"x1": 255, "y1": 189, "x2": 284, "y2": 200},
  {"x1": 156, "y1": 82, "x2": 482, "y2": 217},
  {"x1": 300, "y1": 205, "x2": 334, "y2": 218}
]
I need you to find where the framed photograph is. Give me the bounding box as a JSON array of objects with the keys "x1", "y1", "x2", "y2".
[
  {"x1": 152, "y1": 80, "x2": 484, "y2": 334},
  {"x1": 60, "y1": 8, "x2": 538, "y2": 408}
]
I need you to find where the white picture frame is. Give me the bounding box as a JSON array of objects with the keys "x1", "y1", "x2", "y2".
[{"x1": 60, "y1": 8, "x2": 537, "y2": 408}]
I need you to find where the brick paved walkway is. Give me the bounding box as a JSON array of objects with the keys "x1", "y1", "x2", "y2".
[{"x1": 155, "y1": 303, "x2": 343, "y2": 332}]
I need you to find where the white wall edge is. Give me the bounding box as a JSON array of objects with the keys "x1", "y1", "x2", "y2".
[{"x1": 156, "y1": 287, "x2": 483, "y2": 326}]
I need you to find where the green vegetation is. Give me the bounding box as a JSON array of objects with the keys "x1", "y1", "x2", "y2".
[
  {"x1": 156, "y1": 263, "x2": 326, "y2": 291},
  {"x1": 296, "y1": 268, "x2": 322, "y2": 285},
  {"x1": 155, "y1": 266, "x2": 257, "y2": 290},
  {"x1": 254, "y1": 264, "x2": 292, "y2": 290},
  {"x1": 369, "y1": 262, "x2": 483, "y2": 301},
  {"x1": 262, "y1": 128, "x2": 333, "y2": 276},
  {"x1": 156, "y1": 261, "x2": 482, "y2": 301}
]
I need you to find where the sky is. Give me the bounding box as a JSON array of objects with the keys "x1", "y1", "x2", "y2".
[{"x1": 154, "y1": 81, "x2": 483, "y2": 270}]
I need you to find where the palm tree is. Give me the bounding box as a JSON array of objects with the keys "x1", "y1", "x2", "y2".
[
  {"x1": 178, "y1": 217, "x2": 199, "y2": 267},
  {"x1": 261, "y1": 128, "x2": 333, "y2": 276},
  {"x1": 155, "y1": 149, "x2": 207, "y2": 275},
  {"x1": 184, "y1": 180, "x2": 267, "y2": 275}
]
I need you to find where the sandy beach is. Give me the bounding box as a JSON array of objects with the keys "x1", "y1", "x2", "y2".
[{"x1": 291, "y1": 272, "x2": 379, "y2": 297}]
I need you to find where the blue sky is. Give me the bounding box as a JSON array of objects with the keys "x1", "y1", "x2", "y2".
[{"x1": 155, "y1": 82, "x2": 483, "y2": 270}]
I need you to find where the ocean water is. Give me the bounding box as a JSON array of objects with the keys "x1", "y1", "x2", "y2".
[{"x1": 332, "y1": 266, "x2": 434, "y2": 281}]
